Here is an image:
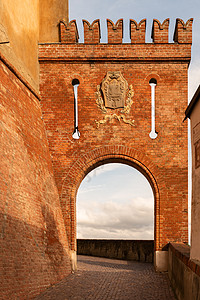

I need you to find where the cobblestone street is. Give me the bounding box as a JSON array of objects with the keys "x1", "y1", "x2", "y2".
[{"x1": 35, "y1": 255, "x2": 176, "y2": 300}]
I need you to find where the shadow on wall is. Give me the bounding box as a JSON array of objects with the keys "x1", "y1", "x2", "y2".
[
  {"x1": 0, "y1": 206, "x2": 71, "y2": 299},
  {"x1": 41, "y1": 205, "x2": 64, "y2": 268}
]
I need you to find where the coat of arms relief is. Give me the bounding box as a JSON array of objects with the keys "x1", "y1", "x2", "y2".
[{"x1": 95, "y1": 71, "x2": 135, "y2": 128}]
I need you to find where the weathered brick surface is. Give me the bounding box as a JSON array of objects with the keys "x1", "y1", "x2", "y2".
[
  {"x1": 39, "y1": 18, "x2": 191, "y2": 255},
  {"x1": 0, "y1": 55, "x2": 71, "y2": 299}
]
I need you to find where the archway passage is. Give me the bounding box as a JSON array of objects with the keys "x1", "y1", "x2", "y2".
[
  {"x1": 58, "y1": 143, "x2": 188, "y2": 271},
  {"x1": 77, "y1": 163, "x2": 154, "y2": 240},
  {"x1": 60, "y1": 146, "x2": 171, "y2": 270}
]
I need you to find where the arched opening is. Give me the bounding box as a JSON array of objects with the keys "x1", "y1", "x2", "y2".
[
  {"x1": 60, "y1": 146, "x2": 163, "y2": 271},
  {"x1": 77, "y1": 162, "x2": 154, "y2": 240}
]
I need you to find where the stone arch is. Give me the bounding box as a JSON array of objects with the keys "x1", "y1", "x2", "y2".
[{"x1": 60, "y1": 145, "x2": 166, "y2": 255}]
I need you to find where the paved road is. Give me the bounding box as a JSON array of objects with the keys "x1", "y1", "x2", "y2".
[{"x1": 35, "y1": 255, "x2": 176, "y2": 300}]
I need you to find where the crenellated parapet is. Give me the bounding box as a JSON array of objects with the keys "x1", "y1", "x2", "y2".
[
  {"x1": 151, "y1": 19, "x2": 169, "y2": 43},
  {"x1": 173, "y1": 18, "x2": 193, "y2": 44},
  {"x1": 130, "y1": 19, "x2": 146, "y2": 43},
  {"x1": 59, "y1": 18, "x2": 193, "y2": 44},
  {"x1": 107, "y1": 19, "x2": 123, "y2": 44},
  {"x1": 83, "y1": 19, "x2": 101, "y2": 44},
  {"x1": 60, "y1": 20, "x2": 79, "y2": 43}
]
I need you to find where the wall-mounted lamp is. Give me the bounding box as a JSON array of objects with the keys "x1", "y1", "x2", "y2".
[
  {"x1": 149, "y1": 78, "x2": 158, "y2": 139},
  {"x1": 72, "y1": 79, "x2": 80, "y2": 139}
]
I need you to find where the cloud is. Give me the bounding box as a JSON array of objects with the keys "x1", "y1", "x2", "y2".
[
  {"x1": 77, "y1": 225, "x2": 153, "y2": 240},
  {"x1": 78, "y1": 184, "x2": 103, "y2": 194},
  {"x1": 78, "y1": 163, "x2": 153, "y2": 202},
  {"x1": 77, "y1": 196, "x2": 154, "y2": 239},
  {"x1": 84, "y1": 164, "x2": 121, "y2": 182},
  {"x1": 77, "y1": 163, "x2": 154, "y2": 239}
]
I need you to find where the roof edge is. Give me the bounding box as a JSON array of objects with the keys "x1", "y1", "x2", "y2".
[{"x1": 185, "y1": 84, "x2": 200, "y2": 120}]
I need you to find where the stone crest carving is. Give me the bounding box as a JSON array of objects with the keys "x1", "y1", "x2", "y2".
[
  {"x1": 95, "y1": 71, "x2": 135, "y2": 128},
  {"x1": 102, "y1": 71, "x2": 128, "y2": 109}
]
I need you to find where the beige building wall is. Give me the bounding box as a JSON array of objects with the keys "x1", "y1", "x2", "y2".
[
  {"x1": 0, "y1": 0, "x2": 69, "y2": 90},
  {"x1": 39, "y1": 0, "x2": 69, "y2": 43},
  {"x1": 190, "y1": 98, "x2": 200, "y2": 261},
  {"x1": 0, "y1": 0, "x2": 40, "y2": 90}
]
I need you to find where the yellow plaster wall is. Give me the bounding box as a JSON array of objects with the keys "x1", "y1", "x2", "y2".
[
  {"x1": 39, "y1": 0, "x2": 69, "y2": 43},
  {"x1": 0, "y1": 0, "x2": 69, "y2": 90},
  {"x1": 0, "y1": 0, "x2": 40, "y2": 90}
]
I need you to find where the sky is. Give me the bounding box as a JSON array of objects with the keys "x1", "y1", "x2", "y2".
[
  {"x1": 70, "y1": 0, "x2": 200, "y2": 99},
  {"x1": 77, "y1": 164, "x2": 154, "y2": 239},
  {"x1": 70, "y1": 0, "x2": 198, "y2": 241}
]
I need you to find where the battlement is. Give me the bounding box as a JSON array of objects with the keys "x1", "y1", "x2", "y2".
[
  {"x1": 83, "y1": 19, "x2": 101, "y2": 44},
  {"x1": 107, "y1": 19, "x2": 123, "y2": 43},
  {"x1": 60, "y1": 20, "x2": 79, "y2": 43},
  {"x1": 130, "y1": 19, "x2": 146, "y2": 43},
  {"x1": 59, "y1": 18, "x2": 193, "y2": 44},
  {"x1": 173, "y1": 18, "x2": 193, "y2": 44},
  {"x1": 151, "y1": 19, "x2": 169, "y2": 43}
]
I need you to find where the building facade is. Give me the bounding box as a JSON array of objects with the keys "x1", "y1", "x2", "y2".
[
  {"x1": 0, "y1": 1, "x2": 193, "y2": 298},
  {"x1": 185, "y1": 85, "x2": 200, "y2": 262}
]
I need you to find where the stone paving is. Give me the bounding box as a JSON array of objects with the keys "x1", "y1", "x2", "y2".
[{"x1": 34, "y1": 255, "x2": 176, "y2": 300}]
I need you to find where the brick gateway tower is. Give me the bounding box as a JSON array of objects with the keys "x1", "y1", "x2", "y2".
[{"x1": 39, "y1": 18, "x2": 192, "y2": 271}]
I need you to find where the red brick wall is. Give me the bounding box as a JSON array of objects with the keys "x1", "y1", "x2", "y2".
[
  {"x1": 0, "y1": 54, "x2": 71, "y2": 299},
  {"x1": 39, "y1": 18, "x2": 192, "y2": 253}
]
